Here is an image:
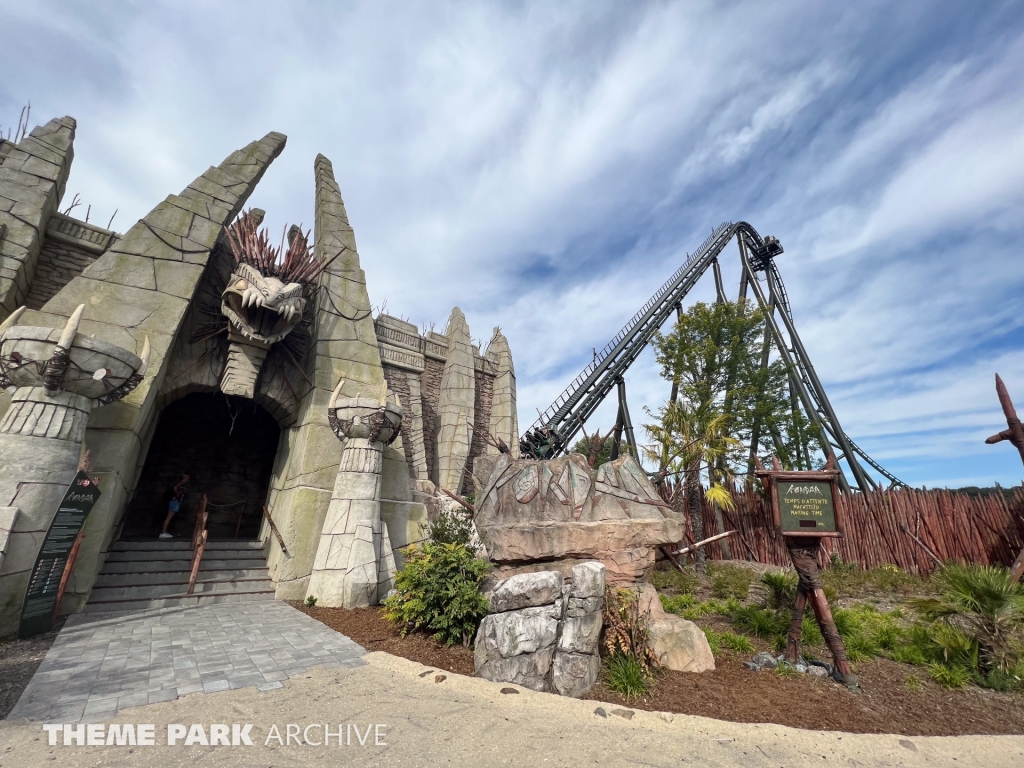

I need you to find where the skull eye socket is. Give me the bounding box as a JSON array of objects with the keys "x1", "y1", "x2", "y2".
[{"x1": 234, "y1": 279, "x2": 247, "y2": 290}]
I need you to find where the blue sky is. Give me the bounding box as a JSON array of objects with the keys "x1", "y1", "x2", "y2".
[{"x1": 3, "y1": 1, "x2": 1023, "y2": 488}]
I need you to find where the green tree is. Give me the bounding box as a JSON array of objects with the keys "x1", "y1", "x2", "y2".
[{"x1": 652, "y1": 300, "x2": 823, "y2": 478}]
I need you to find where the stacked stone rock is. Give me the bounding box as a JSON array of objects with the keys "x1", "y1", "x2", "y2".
[{"x1": 475, "y1": 562, "x2": 605, "y2": 698}]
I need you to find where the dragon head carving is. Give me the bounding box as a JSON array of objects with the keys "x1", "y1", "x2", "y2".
[
  {"x1": 217, "y1": 211, "x2": 335, "y2": 399},
  {"x1": 221, "y1": 262, "x2": 305, "y2": 345}
]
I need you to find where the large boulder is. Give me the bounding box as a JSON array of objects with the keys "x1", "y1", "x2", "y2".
[
  {"x1": 474, "y1": 453, "x2": 683, "y2": 584},
  {"x1": 488, "y1": 571, "x2": 563, "y2": 613},
  {"x1": 638, "y1": 584, "x2": 715, "y2": 673}
]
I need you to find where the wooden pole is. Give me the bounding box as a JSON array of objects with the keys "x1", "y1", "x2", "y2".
[
  {"x1": 786, "y1": 537, "x2": 858, "y2": 690},
  {"x1": 671, "y1": 530, "x2": 736, "y2": 556},
  {"x1": 52, "y1": 530, "x2": 85, "y2": 624},
  {"x1": 262, "y1": 505, "x2": 288, "y2": 556}
]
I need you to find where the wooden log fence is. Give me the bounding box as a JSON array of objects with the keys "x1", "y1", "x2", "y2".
[{"x1": 661, "y1": 481, "x2": 1024, "y2": 574}]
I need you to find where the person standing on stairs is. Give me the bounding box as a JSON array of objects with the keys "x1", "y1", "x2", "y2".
[{"x1": 159, "y1": 474, "x2": 190, "y2": 539}]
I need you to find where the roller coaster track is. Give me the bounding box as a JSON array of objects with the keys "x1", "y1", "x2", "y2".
[{"x1": 520, "y1": 222, "x2": 905, "y2": 494}]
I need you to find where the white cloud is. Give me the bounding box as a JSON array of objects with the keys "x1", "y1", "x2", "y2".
[{"x1": 3, "y1": 0, "x2": 1023, "y2": 485}]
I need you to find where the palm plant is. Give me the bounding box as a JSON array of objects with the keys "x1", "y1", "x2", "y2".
[
  {"x1": 643, "y1": 400, "x2": 739, "y2": 571},
  {"x1": 913, "y1": 563, "x2": 1024, "y2": 673}
]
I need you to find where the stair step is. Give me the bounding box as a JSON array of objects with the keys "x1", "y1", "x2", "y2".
[
  {"x1": 93, "y1": 568, "x2": 268, "y2": 587},
  {"x1": 88, "y1": 578, "x2": 273, "y2": 601},
  {"x1": 83, "y1": 590, "x2": 276, "y2": 613},
  {"x1": 110, "y1": 539, "x2": 266, "y2": 552},
  {"x1": 104, "y1": 548, "x2": 262, "y2": 563},
  {"x1": 100, "y1": 558, "x2": 269, "y2": 573}
]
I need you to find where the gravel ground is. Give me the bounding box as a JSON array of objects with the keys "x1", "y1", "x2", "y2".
[{"x1": 0, "y1": 622, "x2": 64, "y2": 720}]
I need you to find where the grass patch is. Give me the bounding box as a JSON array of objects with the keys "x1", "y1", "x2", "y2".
[
  {"x1": 651, "y1": 567, "x2": 700, "y2": 595},
  {"x1": 605, "y1": 654, "x2": 652, "y2": 699},
  {"x1": 707, "y1": 563, "x2": 754, "y2": 601},
  {"x1": 704, "y1": 629, "x2": 756, "y2": 655},
  {"x1": 822, "y1": 557, "x2": 926, "y2": 598}
]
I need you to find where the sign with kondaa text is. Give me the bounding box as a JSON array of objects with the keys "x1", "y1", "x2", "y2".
[
  {"x1": 777, "y1": 480, "x2": 838, "y2": 535},
  {"x1": 19, "y1": 471, "x2": 101, "y2": 638}
]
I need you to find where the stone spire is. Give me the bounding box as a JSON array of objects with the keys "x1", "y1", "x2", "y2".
[
  {"x1": 436, "y1": 307, "x2": 475, "y2": 494},
  {"x1": 0, "y1": 117, "x2": 76, "y2": 319},
  {"x1": 485, "y1": 327, "x2": 519, "y2": 458},
  {"x1": 312, "y1": 154, "x2": 384, "y2": 399}
]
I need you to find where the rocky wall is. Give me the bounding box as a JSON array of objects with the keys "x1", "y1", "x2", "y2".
[{"x1": 16, "y1": 130, "x2": 288, "y2": 613}]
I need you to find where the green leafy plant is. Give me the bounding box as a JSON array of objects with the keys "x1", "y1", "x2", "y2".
[
  {"x1": 382, "y1": 542, "x2": 490, "y2": 647},
  {"x1": 704, "y1": 629, "x2": 756, "y2": 655},
  {"x1": 774, "y1": 662, "x2": 798, "y2": 678},
  {"x1": 305, "y1": 595, "x2": 317, "y2": 607},
  {"x1": 651, "y1": 567, "x2": 700, "y2": 595},
  {"x1": 426, "y1": 506, "x2": 476, "y2": 546},
  {"x1": 928, "y1": 663, "x2": 972, "y2": 690},
  {"x1": 913, "y1": 563, "x2": 1024, "y2": 674},
  {"x1": 708, "y1": 564, "x2": 753, "y2": 601},
  {"x1": 604, "y1": 654, "x2": 651, "y2": 699},
  {"x1": 904, "y1": 674, "x2": 923, "y2": 691},
  {"x1": 756, "y1": 571, "x2": 798, "y2": 610}
]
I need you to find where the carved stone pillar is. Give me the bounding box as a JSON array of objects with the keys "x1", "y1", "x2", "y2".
[
  {"x1": 306, "y1": 385, "x2": 403, "y2": 608},
  {"x1": 0, "y1": 306, "x2": 147, "y2": 636}
]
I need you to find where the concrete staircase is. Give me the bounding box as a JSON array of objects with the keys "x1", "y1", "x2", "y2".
[{"x1": 85, "y1": 539, "x2": 275, "y2": 612}]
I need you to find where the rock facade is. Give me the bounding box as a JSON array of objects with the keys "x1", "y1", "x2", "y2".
[
  {"x1": 0, "y1": 113, "x2": 518, "y2": 623},
  {"x1": 638, "y1": 584, "x2": 715, "y2": 673},
  {"x1": 475, "y1": 562, "x2": 605, "y2": 697},
  {"x1": 474, "y1": 452, "x2": 683, "y2": 585}
]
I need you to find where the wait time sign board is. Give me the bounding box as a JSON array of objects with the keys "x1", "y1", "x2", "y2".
[{"x1": 756, "y1": 460, "x2": 845, "y2": 539}]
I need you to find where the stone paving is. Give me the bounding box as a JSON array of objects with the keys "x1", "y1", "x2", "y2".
[{"x1": 8, "y1": 600, "x2": 366, "y2": 723}]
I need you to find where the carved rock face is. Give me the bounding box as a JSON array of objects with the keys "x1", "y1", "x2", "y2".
[
  {"x1": 473, "y1": 453, "x2": 684, "y2": 585},
  {"x1": 221, "y1": 263, "x2": 306, "y2": 345}
]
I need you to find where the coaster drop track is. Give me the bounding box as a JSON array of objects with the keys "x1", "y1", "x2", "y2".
[{"x1": 519, "y1": 222, "x2": 904, "y2": 494}]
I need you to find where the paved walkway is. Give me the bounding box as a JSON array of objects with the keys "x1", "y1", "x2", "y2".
[
  {"x1": 8, "y1": 600, "x2": 366, "y2": 723},
  {"x1": 3, "y1": 652, "x2": 1021, "y2": 767}
]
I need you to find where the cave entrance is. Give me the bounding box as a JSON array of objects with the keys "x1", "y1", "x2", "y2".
[{"x1": 123, "y1": 392, "x2": 281, "y2": 540}]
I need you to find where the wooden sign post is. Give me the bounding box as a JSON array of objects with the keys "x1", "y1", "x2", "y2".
[{"x1": 755, "y1": 455, "x2": 859, "y2": 691}]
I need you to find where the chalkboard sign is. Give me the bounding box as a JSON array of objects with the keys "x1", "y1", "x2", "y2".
[
  {"x1": 777, "y1": 480, "x2": 838, "y2": 535},
  {"x1": 19, "y1": 471, "x2": 101, "y2": 638}
]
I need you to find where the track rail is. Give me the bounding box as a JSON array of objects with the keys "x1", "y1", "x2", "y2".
[{"x1": 521, "y1": 222, "x2": 905, "y2": 493}]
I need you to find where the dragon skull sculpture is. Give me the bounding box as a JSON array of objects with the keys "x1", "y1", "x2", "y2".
[
  {"x1": 218, "y1": 211, "x2": 326, "y2": 399},
  {"x1": 221, "y1": 262, "x2": 306, "y2": 345}
]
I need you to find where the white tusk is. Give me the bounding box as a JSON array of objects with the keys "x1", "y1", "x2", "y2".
[
  {"x1": 57, "y1": 304, "x2": 85, "y2": 350},
  {"x1": 137, "y1": 336, "x2": 151, "y2": 377},
  {"x1": 0, "y1": 306, "x2": 26, "y2": 338},
  {"x1": 330, "y1": 378, "x2": 346, "y2": 410}
]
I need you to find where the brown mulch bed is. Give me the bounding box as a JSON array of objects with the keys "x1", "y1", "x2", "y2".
[
  {"x1": 0, "y1": 621, "x2": 64, "y2": 720},
  {"x1": 585, "y1": 653, "x2": 1024, "y2": 736},
  {"x1": 299, "y1": 604, "x2": 1024, "y2": 736},
  {"x1": 293, "y1": 603, "x2": 475, "y2": 676}
]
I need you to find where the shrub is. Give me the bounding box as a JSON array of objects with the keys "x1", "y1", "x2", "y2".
[
  {"x1": 928, "y1": 663, "x2": 972, "y2": 689},
  {"x1": 913, "y1": 562, "x2": 1024, "y2": 674},
  {"x1": 426, "y1": 506, "x2": 476, "y2": 546},
  {"x1": 732, "y1": 605, "x2": 788, "y2": 642},
  {"x1": 305, "y1": 595, "x2": 317, "y2": 607},
  {"x1": 605, "y1": 654, "x2": 651, "y2": 699},
  {"x1": 603, "y1": 587, "x2": 660, "y2": 672},
  {"x1": 708, "y1": 564, "x2": 754, "y2": 601},
  {"x1": 382, "y1": 542, "x2": 490, "y2": 647},
  {"x1": 756, "y1": 571, "x2": 797, "y2": 610}
]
